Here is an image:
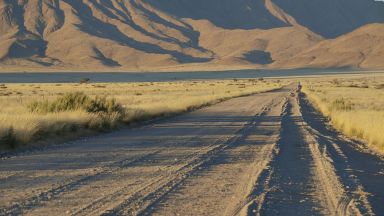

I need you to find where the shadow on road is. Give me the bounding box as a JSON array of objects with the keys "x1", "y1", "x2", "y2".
[{"x1": 300, "y1": 93, "x2": 384, "y2": 215}]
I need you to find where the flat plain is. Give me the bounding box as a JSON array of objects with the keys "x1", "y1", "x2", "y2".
[{"x1": 0, "y1": 75, "x2": 383, "y2": 216}]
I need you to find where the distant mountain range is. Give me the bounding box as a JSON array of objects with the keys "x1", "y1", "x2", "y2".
[{"x1": 0, "y1": 0, "x2": 383, "y2": 71}]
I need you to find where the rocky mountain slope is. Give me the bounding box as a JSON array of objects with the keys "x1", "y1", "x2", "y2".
[{"x1": 0, "y1": 0, "x2": 383, "y2": 71}]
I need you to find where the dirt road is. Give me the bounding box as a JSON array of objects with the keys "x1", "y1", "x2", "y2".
[{"x1": 1, "y1": 84, "x2": 383, "y2": 216}]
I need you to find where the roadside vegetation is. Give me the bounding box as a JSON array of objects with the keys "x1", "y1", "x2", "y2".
[
  {"x1": 0, "y1": 79, "x2": 284, "y2": 150},
  {"x1": 303, "y1": 75, "x2": 384, "y2": 153}
]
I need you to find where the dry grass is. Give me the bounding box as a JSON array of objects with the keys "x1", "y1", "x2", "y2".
[
  {"x1": 0, "y1": 79, "x2": 284, "y2": 149},
  {"x1": 303, "y1": 75, "x2": 384, "y2": 153}
]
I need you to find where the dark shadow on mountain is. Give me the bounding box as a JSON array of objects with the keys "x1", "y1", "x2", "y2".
[
  {"x1": 130, "y1": 1, "x2": 210, "y2": 53},
  {"x1": 272, "y1": 0, "x2": 384, "y2": 38},
  {"x1": 88, "y1": 0, "x2": 210, "y2": 54},
  {"x1": 92, "y1": 48, "x2": 121, "y2": 67},
  {"x1": 34, "y1": 0, "x2": 61, "y2": 37},
  {"x1": 26, "y1": 58, "x2": 54, "y2": 67},
  {"x1": 4, "y1": 0, "x2": 27, "y2": 33},
  {"x1": 8, "y1": 36, "x2": 47, "y2": 58},
  {"x1": 63, "y1": 0, "x2": 212, "y2": 64},
  {"x1": 144, "y1": 0, "x2": 290, "y2": 30},
  {"x1": 242, "y1": 50, "x2": 274, "y2": 64},
  {"x1": 3, "y1": 1, "x2": 58, "y2": 59},
  {"x1": 46, "y1": 0, "x2": 66, "y2": 35}
]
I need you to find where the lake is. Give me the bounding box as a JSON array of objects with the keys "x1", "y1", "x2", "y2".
[{"x1": 0, "y1": 69, "x2": 381, "y2": 83}]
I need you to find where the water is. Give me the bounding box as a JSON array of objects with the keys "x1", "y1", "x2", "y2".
[{"x1": 0, "y1": 69, "x2": 380, "y2": 83}]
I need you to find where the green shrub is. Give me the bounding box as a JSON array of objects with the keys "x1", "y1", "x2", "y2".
[
  {"x1": 28, "y1": 92, "x2": 123, "y2": 115},
  {"x1": 85, "y1": 96, "x2": 122, "y2": 114},
  {"x1": 28, "y1": 92, "x2": 91, "y2": 113}
]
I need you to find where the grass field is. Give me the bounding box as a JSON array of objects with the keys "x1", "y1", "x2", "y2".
[
  {"x1": 303, "y1": 75, "x2": 384, "y2": 153},
  {"x1": 0, "y1": 79, "x2": 284, "y2": 150}
]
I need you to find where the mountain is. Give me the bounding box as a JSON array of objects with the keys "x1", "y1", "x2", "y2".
[
  {"x1": 0, "y1": 0, "x2": 383, "y2": 71},
  {"x1": 146, "y1": 0, "x2": 384, "y2": 38},
  {"x1": 277, "y1": 23, "x2": 384, "y2": 69}
]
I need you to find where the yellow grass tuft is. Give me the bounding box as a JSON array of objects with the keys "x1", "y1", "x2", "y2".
[{"x1": 303, "y1": 76, "x2": 384, "y2": 153}]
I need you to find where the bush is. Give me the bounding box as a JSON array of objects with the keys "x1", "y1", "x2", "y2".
[
  {"x1": 85, "y1": 96, "x2": 123, "y2": 114},
  {"x1": 0, "y1": 127, "x2": 17, "y2": 149},
  {"x1": 28, "y1": 92, "x2": 123, "y2": 115},
  {"x1": 28, "y1": 92, "x2": 91, "y2": 113},
  {"x1": 87, "y1": 112, "x2": 121, "y2": 131}
]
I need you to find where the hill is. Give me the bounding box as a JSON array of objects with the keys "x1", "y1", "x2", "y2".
[
  {"x1": 278, "y1": 23, "x2": 384, "y2": 69},
  {"x1": 0, "y1": 0, "x2": 383, "y2": 71}
]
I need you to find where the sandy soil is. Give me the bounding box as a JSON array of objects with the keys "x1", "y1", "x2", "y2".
[{"x1": 0, "y1": 85, "x2": 383, "y2": 216}]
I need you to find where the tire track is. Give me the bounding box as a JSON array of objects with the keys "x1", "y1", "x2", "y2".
[
  {"x1": 0, "y1": 151, "x2": 160, "y2": 215},
  {"x1": 99, "y1": 99, "x2": 282, "y2": 216},
  {"x1": 238, "y1": 94, "x2": 360, "y2": 216},
  {"x1": 299, "y1": 94, "x2": 375, "y2": 215},
  {"x1": 233, "y1": 99, "x2": 291, "y2": 216},
  {"x1": 1, "y1": 90, "x2": 283, "y2": 216},
  {"x1": 295, "y1": 95, "x2": 364, "y2": 216},
  {"x1": 71, "y1": 138, "x2": 228, "y2": 216},
  {"x1": 1, "y1": 105, "x2": 249, "y2": 215},
  {"x1": 71, "y1": 98, "x2": 281, "y2": 216},
  {"x1": 4, "y1": 133, "x2": 228, "y2": 216},
  {"x1": 301, "y1": 128, "x2": 363, "y2": 216},
  {"x1": 226, "y1": 97, "x2": 288, "y2": 216}
]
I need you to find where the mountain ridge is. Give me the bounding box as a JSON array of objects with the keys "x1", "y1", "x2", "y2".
[{"x1": 0, "y1": 0, "x2": 383, "y2": 71}]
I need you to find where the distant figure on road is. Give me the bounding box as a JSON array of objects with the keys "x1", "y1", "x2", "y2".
[{"x1": 297, "y1": 82, "x2": 302, "y2": 92}]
